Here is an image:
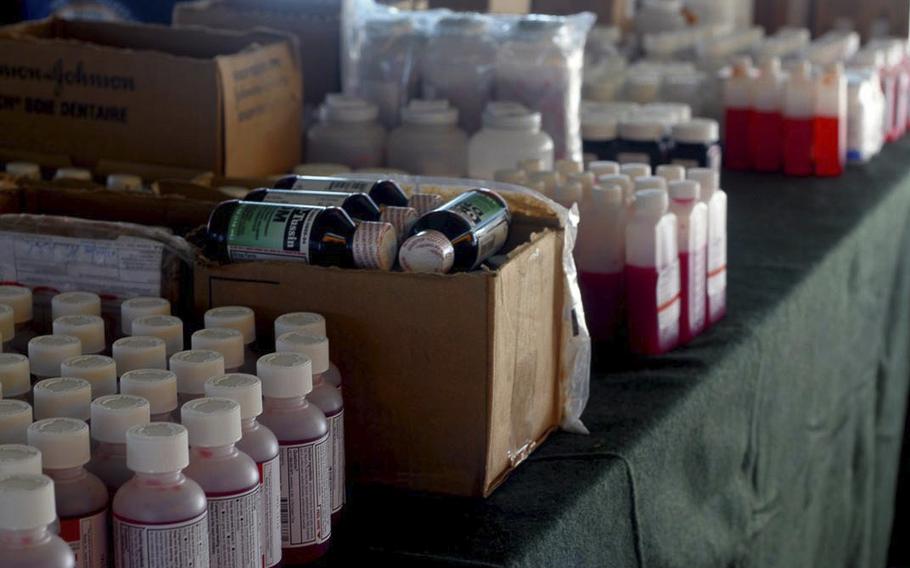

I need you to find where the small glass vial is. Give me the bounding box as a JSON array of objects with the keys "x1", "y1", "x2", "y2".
[
  {"x1": 120, "y1": 297, "x2": 171, "y2": 337},
  {"x1": 205, "y1": 374, "x2": 281, "y2": 568},
  {"x1": 272, "y1": 176, "x2": 409, "y2": 208},
  {"x1": 52, "y1": 316, "x2": 105, "y2": 355},
  {"x1": 86, "y1": 395, "x2": 150, "y2": 492},
  {"x1": 257, "y1": 353, "x2": 331, "y2": 564},
  {"x1": 60, "y1": 356, "x2": 117, "y2": 399},
  {"x1": 170, "y1": 350, "x2": 225, "y2": 406},
  {"x1": 111, "y1": 336, "x2": 166, "y2": 375},
  {"x1": 0, "y1": 474, "x2": 75, "y2": 568},
  {"x1": 29, "y1": 335, "x2": 83, "y2": 382},
  {"x1": 656, "y1": 164, "x2": 686, "y2": 184},
  {"x1": 244, "y1": 188, "x2": 383, "y2": 222},
  {"x1": 5, "y1": 161, "x2": 41, "y2": 180},
  {"x1": 0, "y1": 444, "x2": 42, "y2": 475},
  {"x1": 191, "y1": 329, "x2": 244, "y2": 373},
  {"x1": 51, "y1": 293, "x2": 101, "y2": 321},
  {"x1": 0, "y1": 354, "x2": 31, "y2": 401},
  {"x1": 0, "y1": 285, "x2": 35, "y2": 354},
  {"x1": 668, "y1": 180, "x2": 708, "y2": 345},
  {"x1": 274, "y1": 313, "x2": 342, "y2": 390},
  {"x1": 0, "y1": 304, "x2": 14, "y2": 352},
  {"x1": 182, "y1": 398, "x2": 261, "y2": 568},
  {"x1": 120, "y1": 370, "x2": 178, "y2": 422},
  {"x1": 113, "y1": 423, "x2": 209, "y2": 568},
  {"x1": 33, "y1": 378, "x2": 91, "y2": 422},
  {"x1": 28, "y1": 418, "x2": 108, "y2": 568},
  {"x1": 0, "y1": 400, "x2": 32, "y2": 444},
  {"x1": 616, "y1": 118, "x2": 667, "y2": 168},
  {"x1": 275, "y1": 334, "x2": 345, "y2": 525},
  {"x1": 204, "y1": 307, "x2": 256, "y2": 369},
  {"x1": 130, "y1": 315, "x2": 183, "y2": 357}
]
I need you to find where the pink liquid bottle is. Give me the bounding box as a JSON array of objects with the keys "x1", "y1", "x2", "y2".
[
  {"x1": 182, "y1": 397, "x2": 262, "y2": 568},
  {"x1": 750, "y1": 57, "x2": 785, "y2": 172},
  {"x1": 60, "y1": 356, "x2": 117, "y2": 399},
  {"x1": 85, "y1": 395, "x2": 150, "y2": 492},
  {"x1": 204, "y1": 307, "x2": 258, "y2": 373},
  {"x1": 274, "y1": 312, "x2": 343, "y2": 390},
  {"x1": 0, "y1": 400, "x2": 33, "y2": 444},
  {"x1": 0, "y1": 474, "x2": 75, "y2": 568},
  {"x1": 723, "y1": 57, "x2": 755, "y2": 171},
  {"x1": 0, "y1": 444, "x2": 42, "y2": 475},
  {"x1": 256, "y1": 352, "x2": 331, "y2": 565},
  {"x1": 191, "y1": 328, "x2": 245, "y2": 374},
  {"x1": 624, "y1": 189, "x2": 680, "y2": 355},
  {"x1": 814, "y1": 62, "x2": 847, "y2": 177},
  {"x1": 112, "y1": 423, "x2": 209, "y2": 568},
  {"x1": 205, "y1": 373, "x2": 282, "y2": 568},
  {"x1": 275, "y1": 333, "x2": 345, "y2": 525},
  {"x1": 119, "y1": 369, "x2": 178, "y2": 422},
  {"x1": 782, "y1": 61, "x2": 816, "y2": 176},
  {"x1": 0, "y1": 285, "x2": 36, "y2": 355},
  {"x1": 170, "y1": 350, "x2": 226, "y2": 406},
  {"x1": 0, "y1": 354, "x2": 31, "y2": 402},
  {"x1": 668, "y1": 180, "x2": 708, "y2": 345},
  {"x1": 27, "y1": 418, "x2": 108, "y2": 568},
  {"x1": 688, "y1": 168, "x2": 728, "y2": 325}
]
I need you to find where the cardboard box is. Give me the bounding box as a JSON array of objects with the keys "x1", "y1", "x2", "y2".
[{"x1": 0, "y1": 18, "x2": 302, "y2": 177}]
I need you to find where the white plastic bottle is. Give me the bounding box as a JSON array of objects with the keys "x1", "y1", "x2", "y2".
[
  {"x1": 688, "y1": 168, "x2": 728, "y2": 325},
  {"x1": 588, "y1": 160, "x2": 619, "y2": 177},
  {"x1": 170, "y1": 350, "x2": 225, "y2": 406},
  {"x1": 191, "y1": 329, "x2": 245, "y2": 373},
  {"x1": 624, "y1": 189, "x2": 680, "y2": 355},
  {"x1": 0, "y1": 444, "x2": 41, "y2": 475},
  {"x1": 634, "y1": 175, "x2": 668, "y2": 195},
  {"x1": 274, "y1": 313, "x2": 342, "y2": 390},
  {"x1": 656, "y1": 164, "x2": 686, "y2": 184},
  {"x1": 307, "y1": 97, "x2": 386, "y2": 169},
  {"x1": 750, "y1": 57, "x2": 786, "y2": 172},
  {"x1": 275, "y1": 333, "x2": 345, "y2": 524},
  {"x1": 814, "y1": 62, "x2": 848, "y2": 177},
  {"x1": 357, "y1": 16, "x2": 423, "y2": 128},
  {"x1": 52, "y1": 316, "x2": 105, "y2": 356},
  {"x1": 723, "y1": 56, "x2": 755, "y2": 171},
  {"x1": 29, "y1": 335, "x2": 83, "y2": 382},
  {"x1": 27, "y1": 418, "x2": 108, "y2": 568},
  {"x1": 668, "y1": 180, "x2": 708, "y2": 345},
  {"x1": 619, "y1": 162, "x2": 652, "y2": 182},
  {"x1": 33, "y1": 379, "x2": 91, "y2": 422},
  {"x1": 205, "y1": 373, "x2": 281, "y2": 568},
  {"x1": 111, "y1": 337, "x2": 166, "y2": 375},
  {"x1": 51, "y1": 293, "x2": 101, "y2": 321},
  {"x1": 113, "y1": 423, "x2": 208, "y2": 568},
  {"x1": 0, "y1": 474, "x2": 74, "y2": 568},
  {"x1": 388, "y1": 102, "x2": 468, "y2": 176},
  {"x1": 119, "y1": 370, "x2": 178, "y2": 422},
  {"x1": 0, "y1": 400, "x2": 32, "y2": 444},
  {"x1": 60, "y1": 356, "x2": 117, "y2": 399},
  {"x1": 256, "y1": 352, "x2": 331, "y2": 564},
  {"x1": 130, "y1": 316, "x2": 183, "y2": 357},
  {"x1": 204, "y1": 307, "x2": 257, "y2": 370},
  {"x1": 597, "y1": 173, "x2": 634, "y2": 205},
  {"x1": 0, "y1": 354, "x2": 31, "y2": 401},
  {"x1": 782, "y1": 60, "x2": 816, "y2": 176},
  {"x1": 120, "y1": 297, "x2": 171, "y2": 337},
  {"x1": 468, "y1": 102, "x2": 554, "y2": 180},
  {"x1": 182, "y1": 398, "x2": 261, "y2": 568},
  {"x1": 86, "y1": 395, "x2": 150, "y2": 492},
  {"x1": 0, "y1": 285, "x2": 35, "y2": 354}
]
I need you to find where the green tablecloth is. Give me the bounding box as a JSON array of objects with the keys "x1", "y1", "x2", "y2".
[{"x1": 331, "y1": 140, "x2": 910, "y2": 567}]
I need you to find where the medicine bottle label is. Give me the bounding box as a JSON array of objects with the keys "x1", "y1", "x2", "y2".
[
  {"x1": 688, "y1": 245, "x2": 707, "y2": 332},
  {"x1": 60, "y1": 508, "x2": 108, "y2": 568},
  {"x1": 476, "y1": 217, "x2": 510, "y2": 263},
  {"x1": 259, "y1": 455, "x2": 283, "y2": 567},
  {"x1": 208, "y1": 484, "x2": 262, "y2": 568},
  {"x1": 707, "y1": 228, "x2": 726, "y2": 297},
  {"x1": 656, "y1": 259, "x2": 681, "y2": 346},
  {"x1": 227, "y1": 204, "x2": 318, "y2": 263},
  {"x1": 113, "y1": 512, "x2": 209, "y2": 568},
  {"x1": 278, "y1": 433, "x2": 331, "y2": 548},
  {"x1": 616, "y1": 152, "x2": 650, "y2": 164},
  {"x1": 449, "y1": 190, "x2": 508, "y2": 230},
  {"x1": 291, "y1": 179, "x2": 374, "y2": 193},
  {"x1": 329, "y1": 409, "x2": 346, "y2": 514},
  {"x1": 263, "y1": 192, "x2": 349, "y2": 208}
]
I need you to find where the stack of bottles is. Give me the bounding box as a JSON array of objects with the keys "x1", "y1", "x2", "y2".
[{"x1": 0, "y1": 285, "x2": 353, "y2": 567}]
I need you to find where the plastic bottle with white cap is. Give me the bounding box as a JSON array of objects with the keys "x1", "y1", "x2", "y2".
[
  {"x1": 60, "y1": 356, "x2": 117, "y2": 399},
  {"x1": 274, "y1": 313, "x2": 342, "y2": 390},
  {"x1": 589, "y1": 160, "x2": 620, "y2": 177},
  {"x1": 0, "y1": 304, "x2": 14, "y2": 352},
  {"x1": 388, "y1": 101, "x2": 468, "y2": 176},
  {"x1": 112, "y1": 423, "x2": 209, "y2": 568},
  {"x1": 688, "y1": 168, "x2": 727, "y2": 326},
  {"x1": 191, "y1": 329, "x2": 244, "y2": 373},
  {"x1": 275, "y1": 334, "x2": 345, "y2": 523},
  {"x1": 33, "y1": 378, "x2": 91, "y2": 422},
  {"x1": 28, "y1": 418, "x2": 108, "y2": 568},
  {"x1": 0, "y1": 400, "x2": 32, "y2": 444},
  {"x1": 51, "y1": 293, "x2": 101, "y2": 321},
  {"x1": 120, "y1": 370, "x2": 178, "y2": 422},
  {"x1": 0, "y1": 444, "x2": 41, "y2": 475},
  {"x1": 625, "y1": 189, "x2": 680, "y2": 355},
  {"x1": 668, "y1": 180, "x2": 708, "y2": 344},
  {"x1": 814, "y1": 62, "x2": 847, "y2": 177},
  {"x1": 182, "y1": 398, "x2": 261, "y2": 568},
  {"x1": 256, "y1": 352, "x2": 331, "y2": 564},
  {"x1": 5, "y1": 161, "x2": 41, "y2": 180},
  {"x1": 634, "y1": 175, "x2": 668, "y2": 195},
  {"x1": 306, "y1": 96, "x2": 386, "y2": 169},
  {"x1": 581, "y1": 111, "x2": 619, "y2": 161},
  {"x1": 619, "y1": 162, "x2": 652, "y2": 182},
  {"x1": 119, "y1": 297, "x2": 171, "y2": 337},
  {"x1": 554, "y1": 181, "x2": 584, "y2": 208},
  {"x1": 669, "y1": 119, "x2": 722, "y2": 171},
  {"x1": 597, "y1": 173, "x2": 634, "y2": 205},
  {"x1": 750, "y1": 57, "x2": 786, "y2": 172},
  {"x1": 205, "y1": 374, "x2": 281, "y2": 568},
  {"x1": 111, "y1": 336, "x2": 166, "y2": 376},
  {"x1": 528, "y1": 171, "x2": 560, "y2": 196},
  {"x1": 0, "y1": 474, "x2": 74, "y2": 567},
  {"x1": 494, "y1": 169, "x2": 529, "y2": 185},
  {"x1": 29, "y1": 335, "x2": 83, "y2": 382},
  {"x1": 131, "y1": 315, "x2": 184, "y2": 357},
  {"x1": 53, "y1": 316, "x2": 105, "y2": 355},
  {"x1": 656, "y1": 164, "x2": 686, "y2": 184},
  {"x1": 0, "y1": 354, "x2": 30, "y2": 401},
  {"x1": 204, "y1": 307, "x2": 256, "y2": 371},
  {"x1": 467, "y1": 102, "x2": 554, "y2": 179},
  {"x1": 170, "y1": 350, "x2": 226, "y2": 406},
  {"x1": 0, "y1": 285, "x2": 35, "y2": 354},
  {"x1": 616, "y1": 118, "x2": 667, "y2": 167},
  {"x1": 519, "y1": 157, "x2": 545, "y2": 173},
  {"x1": 85, "y1": 395, "x2": 150, "y2": 492},
  {"x1": 723, "y1": 57, "x2": 755, "y2": 170},
  {"x1": 782, "y1": 60, "x2": 816, "y2": 176},
  {"x1": 54, "y1": 168, "x2": 91, "y2": 182},
  {"x1": 106, "y1": 174, "x2": 143, "y2": 193}
]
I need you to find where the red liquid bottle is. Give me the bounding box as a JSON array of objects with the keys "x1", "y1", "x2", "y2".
[
  {"x1": 750, "y1": 57, "x2": 785, "y2": 172},
  {"x1": 782, "y1": 61, "x2": 815, "y2": 177},
  {"x1": 723, "y1": 57, "x2": 755, "y2": 171},
  {"x1": 668, "y1": 181, "x2": 707, "y2": 345},
  {"x1": 688, "y1": 168, "x2": 728, "y2": 326},
  {"x1": 814, "y1": 63, "x2": 847, "y2": 177}
]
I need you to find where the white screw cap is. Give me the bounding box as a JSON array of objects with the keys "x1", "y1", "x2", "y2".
[
  {"x1": 126, "y1": 423, "x2": 189, "y2": 474},
  {"x1": 634, "y1": 176, "x2": 667, "y2": 192},
  {"x1": 274, "y1": 312, "x2": 327, "y2": 339},
  {"x1": 633, "y1": 189, "x2": 670, "y2": 216},
  {"x1": 132, "y1": 315, "x2": 184, "y2": 356},
  {"x1": 170, "y1": 350, "x2": 225, "y2": 396},
  {"x1": 204, "y1": 306, "x2": 256, "y2": 345},
  {"x1": 656, "y1": 164, "x2": 686, "y2": 184},
  {"x1": 181, "y1": 397, "x2": 242, "y2": 448},
  {"x1": 589, "y1": 161, "x2": 620, "y2": 177},
  {"x1": 33, "y1": 378, "x2": 91, "y2": 421},
  {"x1": 53, "y1": 315, "x2": 105, "y2": 354},
  {"x1": 27, "y1": 418, "x2": 90, "y2": 469},
  {"x1": 0, "y1": 354, "x2": 30, "y2": 398},
  {"x1": 0, "y1": 444, "x2": 41, "y2": 475},
  {"x1": 0, "y1": 474, "x2": 57, "y2": 530},
  {"x1": 205, "y1": 374, "x2": 263, "y2": 420},
  {"x1": 0, "y1": 400, "x2": 32, "y2": 444},
  {"x1": 0, "y1": 305, "x2": 14, "y2": 343},
  {"x1": 60, "y1": 355, "x2": 117, "y2": 398},
  {"x1": 687, "y1": 167, "x2": 719, "y2": 200},
  {"x1": 276, "y1": 333, "x2": 330, "y2": 374},
  {"x1": 257, "y1": 353, "x2": 312, "y2": 398},
  {"x1": 669, "y1": 180, "x2": 701, "y2": 201},
  {"x1": 120, "y1": 369, "x2": 178, "y2": 416},
  {"x1": 112, "y1": 336, "x2": 167, "y2": 375},
  {"x1": 191, "y1": 328, "x2": 244, "y2": 370},
  {"x1": 0, "y1": 286, "x2": 33, "y2": 324},
  {"x1": 620, "y1": 163, "x2": 652, "y2": 180},
  {"x1": 28, "y1": 335, "x2": 83, "y2": 378},
  {"x1": 51, "y1": 292, "x2": 101, "y2": 319},
  {"x1": 121, "y1": 297, "x2": 171, "y2": 335},
  {"x1": 90, "y1": 395, "x2": 150, "y2": 444}
]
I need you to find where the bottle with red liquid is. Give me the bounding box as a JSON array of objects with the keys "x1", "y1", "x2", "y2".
[
  {"x1": 723, "y1": 57, "x2": 755, "y2": 171},
  {"x1": 0, "y1": 474, "x2": 74, "y2": 568},
  {"x1": 814, "y1": 62, "x2": 847, "y2": 177},
  {"x1": 688, "y1": 168, "x2": 727, "y2": 326},
  {"x1": 668, "y1": 180, "x2": 707, "y2": 345},
  {"x1": 782, "y1": 61, "x2": 816, "y2": 176},
  {"x1": 750, "y1": 57, "x2": 785, "y2": 172},
  {"x1": 624, "y1": 189, "x2": 680, "y2": 355}
]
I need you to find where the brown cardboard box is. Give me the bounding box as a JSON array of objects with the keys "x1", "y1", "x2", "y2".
[{"x1": 0, "y1": 18, "x2": 301, "y2": 177}]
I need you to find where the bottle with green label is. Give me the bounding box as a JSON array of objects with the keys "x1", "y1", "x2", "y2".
[
  {"x1": 244, "y1": 188, "x2": 383, "y2": 222},
  {"x1": 272, "y1": 176, "x2": 409, "y2": 208},
  {"x1": 207, "y1": 201, "x2": 398, "y2": 271},
  {"x1": 398, "y1": 189, "x2": 511, "y2": 273}
]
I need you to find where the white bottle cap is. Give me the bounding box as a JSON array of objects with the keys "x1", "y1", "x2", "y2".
[
  {"x1": 0, "y1": 305, "x2": 13, "y2": 343},
  {"x1": 90, "y1": 395, "x2": 150, "y2": 444},
  {"x1": 352, "y1": 221, "x2": 399, "y2": 271},
  {"x1": 51, "y1": 292, "x2": 101, "y2": 319},
  {"x1": 597, "y1": 174, "x2": 634, "y2": 202},
  {"x1": 620, "y1": 163, "x2": 652, "y2": 179},
  {"x1": 581, "y1": 113, "x2": 618, "y2": 141},
  {"x1": 408, "y1": 194, "x2": 443, "y2": 216},
  {"x1": 52, "y1": 315, "x2": 105, "y2": 354},
  {"x1": 494, "y1": 169, "x2": 528, "y2": 185},
  {"x1": 112, "y1": 336, "x2": 167, "y2": 375},
  {"x1": 274, "y1": 312, "x2": 327, "y2": 339},
  {"x1": 257, "y1": 353, "x2": 313, "y2": 398},
  {"x1": 591, "y1": 184, "x2": 625, "y2": 207},
  {"x1": 379, "y1": 206, "x2": 419, "y2": 239},
  {"x1": 619, "y1": 119, "x2": 665, "y2": 142},
  {"x1": 181, "y1": 397, "x2": 242, "y2": 448},
  {"x1": 554, "y1": 181, "x2": 584, "y2": 206},
  {"x1": 0, "y1": 474, "x2": 57, "y2": 530},
  {"x1": 121, "y1": 297, "x2": 171, "y2": 335},
  {"x1": 687, "y1": 167, "x2": 719, "y2": 200},
  {"x1": 120, "y1": 369, "x2": 178, "y2": 416},
  {"x1": 126, "y1": 423, "x2": 189, "y2": 474},
  {"x1": 0, "y1": 400, "x2": 32, "y2": 444},
  {"x1": 519, "y1": 158, "x2": 545, "y2": 173},
  {"x1": 589, "y1": 161, "x2": 620, "y2": 177},
  {"x1": 191, "y1": 329, "x2": 244, "y2": 370},
  {"x1": 0, "y1": 444, "x2": 42, "y2": 475},
  {"x1": 555, "y1": 160, "x2": 583, "y2": 177},
  {"x1": 672, "y1": 119, "x2": 719, "y2": 144},
  {"x1": 204, "y1": 306, "x2": 256, "y2": 345},
  {"x1": 669, "y1": 180, "x2": 701, "y2": 201},
  {"x1": 132, "y1": 315, "x2": 184, "y2": 356},
  {"x1": 275, "y1": 333, "x2": 330, "y2": 374},
  {"x1": 27, "y1": 418, "x2": 90, "y2": 469},
  {"x1": 0, "y1": 285, "x2": 33, "y2": 324},
  {"x1": 634, "y1": 189, "x2": 670, "y2": 216},
  {"x1": 5, "y1": 161, "x2": 41, "y2": 180},
  {"x1": 205, "y1": 374, "x2": 263, "y2": 420},
  {"x1": 399, "y1": 230, "x2": 456, "y2": 274},
  {"x1": 170, "y1": 350, "x2": 225, "y2": 396},
  {"x1": 60, "y1": 355, "x2": 117, "y2": 398},
  {"x1": 0, "y1": 354, "x2": 30, "y2": 398},
  {"x1": 106, "y1": 174, "x2": 143, "y2": 192},
  {"x1": 33, "y1": 378, "x2": 91, "y2": 421},
  {"x1": 634, "y1": 176, "x2": 668, "y2": 192},
  {"x1": 568, "y1": 171, "x2": 597, "y2": 191},
  {"x1": 54, "y1": 168, "x2": 91, "y2": 181},
  {"x1": 656, "y1": 165, "x2": 686, "y2": 184},
  {"x1": 28, "y1": 335, "x2": 83, "y2": 378}
]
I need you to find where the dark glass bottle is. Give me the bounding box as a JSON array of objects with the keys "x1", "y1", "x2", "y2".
[
  {"x1": 244, "y1": 188, "x2": 382, "y2": 221},
  {"x1": 272, "y1": 175, "x2": 409, "y2": 207}
]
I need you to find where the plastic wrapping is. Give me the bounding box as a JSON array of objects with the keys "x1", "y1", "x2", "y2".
[{"x1": 342, "y1": 0, "x2": 594, "y2": 161}]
